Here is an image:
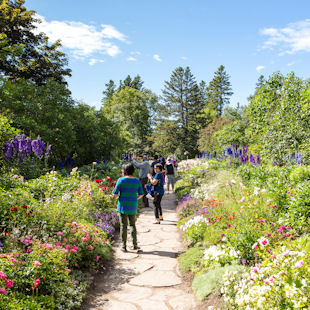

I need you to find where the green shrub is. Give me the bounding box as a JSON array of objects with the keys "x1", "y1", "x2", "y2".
[
  {"x1": 174, "y1": 179, "x2": 193, "y2": 200},
  {"x1": 178, "y1": 246, "x2": 204, "y2": 273},
  {"x1": 0, "y1": 293, "x2": 54, "y2": 310},
  {"x1": 192, "y1": 265, "x2": 245, "y2": 301}
]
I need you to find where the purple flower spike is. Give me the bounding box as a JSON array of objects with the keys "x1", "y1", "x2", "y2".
[
  {"x1": 3, "y1": 142, "x2": 13, "y2": 161},
  {"x1": 18, "y1": 153, "x2": 23, "y2": 165},
  {"x1": 45, "y1": 145, "x2": 51, "y2": 157},
  {"x1": 250, "y1": 154, "x2": 255, "y2": 164},
  {"x1": 32, "y1": 136, "x2": 46, "y2": 157},
  {"x1": 25, "y1": 137, "x2": 32, "y2": 155}
]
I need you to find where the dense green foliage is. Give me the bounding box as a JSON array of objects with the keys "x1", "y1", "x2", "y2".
[
  {"x1": 198, "y1": 72, "x2": 310, "y2": 166},
  {"x1": 101, "y1": 85, "x2": 157, "y2": 153},
  {"x1": 0, "y1": 78, "x2": 124, "y2": 166},
  {"x1": 246, "y1": 72, "x2": 310, "y2": 163},
  {"x1": 0, "y1": 0, "x2": 71, "y2": 85}
]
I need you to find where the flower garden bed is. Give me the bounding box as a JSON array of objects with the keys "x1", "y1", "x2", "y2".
[
  {"x1": 176, "y1": 159, "x2": 310, "y2": 309},
  {"x1": 0, "y1": 162, "x2": 122, "y2": 309}
]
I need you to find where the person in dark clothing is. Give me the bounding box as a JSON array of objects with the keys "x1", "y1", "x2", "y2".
[
  {"x1": 148, "y1": 163, "x2": 165, "y2": 224},
  {"x1": 151, "y1": 155, "x2": 161, "y2": 176},
  {"x1": 159, "y1": 155, "x2": 166, "y2": 167},
  {"x1": 165, "y1": 156, "x2": 176, "y2": 193}
]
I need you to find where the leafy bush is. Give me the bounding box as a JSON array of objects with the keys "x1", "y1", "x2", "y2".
[
  {"x1": 178, "y1": 247, "x2": 204, "y2": 273},
  {"x1": 192, "y1": 265, "x2": 245, "y2": 301}
]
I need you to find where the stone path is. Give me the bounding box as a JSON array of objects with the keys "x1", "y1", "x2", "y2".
[{"x1": 81, "y1": 193, "x2": 201, "y2": 310}]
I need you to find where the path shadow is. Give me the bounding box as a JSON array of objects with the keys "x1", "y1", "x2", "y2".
[
  {"x1": 140, "y1": 250, "x2": 182, "y2": 258},
  {"x1": 80, "y1": 260, "x2": 139, "y2": 309},
  {"x1": 160, "y1": 222, "x2": 177, "y2": 226}
]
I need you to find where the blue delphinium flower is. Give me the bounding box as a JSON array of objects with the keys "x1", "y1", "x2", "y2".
[
  {"x1": 289, "y1": 153, "x2": 292, "y2": 162},
  {"x1": 295, "y1": 152, "x2": 302, "y2": 166},
  {"x1": 3, "y1": 142, "x2": 13, "y2": 161},
  {"x1": 250, "y1": 154, "x2": 255, "y2": 164},
  {"x1": 12, "y1": 139, "x2": 19, "y2": 152},
  {"x1": 25, "y1": 137, "x2": 32, "y2": 155}
]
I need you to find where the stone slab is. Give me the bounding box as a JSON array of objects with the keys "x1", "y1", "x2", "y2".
[
  {"x1": 149, "y1": 287, "x2": 184, "y2": 301},
  {"x1": 104, "y1": 300, "x2": 137, "y2": 310},
  {"x1": 119, "y1": 261, "x2": 154, "y2": 274},
  {"x1": 129, "y1": 270, "x2": 182, "y2": 287},
  {"x1": 168, "y1": 294, "x2": 198, "y2": 310},
  {"x1": 115, "y1": 249, "x2": 139, "y2": 260},
  {"x1": 110, "y1": 284, "x2": 152, "y2": 302},
  {"x1": 134, "y1": 300, "x2": 170, "y2": 310}
]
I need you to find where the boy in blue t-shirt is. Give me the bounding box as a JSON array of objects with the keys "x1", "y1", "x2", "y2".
[
  {"x1": 148, "y1": 163, "x2": 165, "y2": 224},
  {"x1": 113, "y1": 163, "x2": 144, "y2": 252}
]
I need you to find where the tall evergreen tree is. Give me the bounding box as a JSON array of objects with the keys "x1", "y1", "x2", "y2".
[
  {"x1": 255, "y1": 75, "x2": 265, "y2": 91},
  {"x1": 161, "y1": 66, "x2": 205, "y2": 157},
  {"x1": 206, "y1": 65, "x2": 233, "y2": 116},
  {"x1": 102, "y1": 80, "x2": 116, "y2": 102},
  {"x1": 120, "y1": 75, "x2": 144, "y2": 91}
]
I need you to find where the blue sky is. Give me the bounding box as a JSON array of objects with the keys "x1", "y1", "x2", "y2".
[{"x1": 26, "y1": 0, "x2": 310, "y2": 109}]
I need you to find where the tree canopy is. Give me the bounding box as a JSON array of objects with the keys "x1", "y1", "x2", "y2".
[{"x1": 0, "y1": 0, "x2": 71, "y2": 85}]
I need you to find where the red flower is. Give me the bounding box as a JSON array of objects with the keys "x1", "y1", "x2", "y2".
[
  {"x1": 95, "y1": 179, "x2": 102, "y2": 183},
  {"x1": 22, "y1": 205, "x2": 28, "y2": 209},
  {"x1": 10, "y1": 207, "x2": 18, "y2": 212}
]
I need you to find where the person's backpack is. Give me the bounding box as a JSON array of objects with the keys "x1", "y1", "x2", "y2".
[{"x1": 166, "y1": 163, "x2": 174, "y2": 175}]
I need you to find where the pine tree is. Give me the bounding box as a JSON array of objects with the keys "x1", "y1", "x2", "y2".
[
  {"x1": 255, "y1": 75, "x2": 265, "y2": 91},
  {"x1": 206, "y1": 65, "x2": 233, "y2": 116},
  {"x1": 161, "y1": 66, "x2": 205, "y2": 157}
]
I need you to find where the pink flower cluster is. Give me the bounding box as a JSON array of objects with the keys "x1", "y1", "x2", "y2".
[
  {"x1": 0, "y1": 270, "x2": 14, "y2": 295},
  {"x1": 73, "y1": 182, "x2": 92, "y2": 200},
  {"x1": 31, "y1": 278, "x2": 40, "y2": 290},
  {"x1": 252, "y1": 236, "x2": 269, "y2": 249}
]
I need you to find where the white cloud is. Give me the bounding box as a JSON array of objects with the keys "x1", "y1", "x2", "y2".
[
  {"x1": 100, "y1": 24, "x2": 126, "y2": 41},
  {"x1": 261, "y1": 19, "x2": 310, "y2": 55},
  {"x1": 34, "y1": 15, "x2": 126, "y2": 58},
  {"x1": 181, "y1": 56, "x2": 188, "y2": 60},
  {"x1": 131, "y1": 51, "x2": 141, "y2": 55},
  {"x1": 287, "y1": 61, "x2": 295, "y2": 66},
  {"x1": 127, "y1": 56, "x2": 137, "y2": 61},
  {"x1": 256, "y1": 65, "x2": 264, "y2": 72},
  {"x1": 88, "y1": 58, "x2": 105, "y2": 66},
  {"x1": 153, "y1": 54, "x2": 162, "y2": 62}
]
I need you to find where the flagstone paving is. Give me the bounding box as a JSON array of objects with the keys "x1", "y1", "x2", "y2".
[{"x1": 81, "y1": 193, "x2": 201, "y2": 310}]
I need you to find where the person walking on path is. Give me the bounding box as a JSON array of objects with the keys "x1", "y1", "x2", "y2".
[
  {"x1": 150, "y1": 155, "x2": 161, "y2": 176},
  {"x1": 132, "y1": 154, "x2": 150, "y2": 208},
  {"x1": 148, "y1": 163, "x2": 165, "y2": 224},
  {"x1": 113, "y1": 163, "x2": 144, "y2": 252},
  {"x1": 165, "y1": 156, "x2": 176, "y2": 193}
]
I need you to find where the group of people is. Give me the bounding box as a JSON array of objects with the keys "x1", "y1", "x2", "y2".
[{"x1": 112, "y1": 154, "x2": 177, "y2": 252}]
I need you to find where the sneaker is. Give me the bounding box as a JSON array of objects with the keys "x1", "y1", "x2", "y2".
[
  {"x1": 159, "y1": 217, "x2": 164, "y2": 221},
  {"x1": 153, "y1": 221, "x2": 160, "y2": 224},
  {"x1": 132, "y1": 245, "x2": 140, "y2": 250},
  {"x1": 121, "y1": 247, "x2": 127, "y2": 252},
  {"x1": 146, "y1": 194, "x2": 154, "y2": 200}
]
